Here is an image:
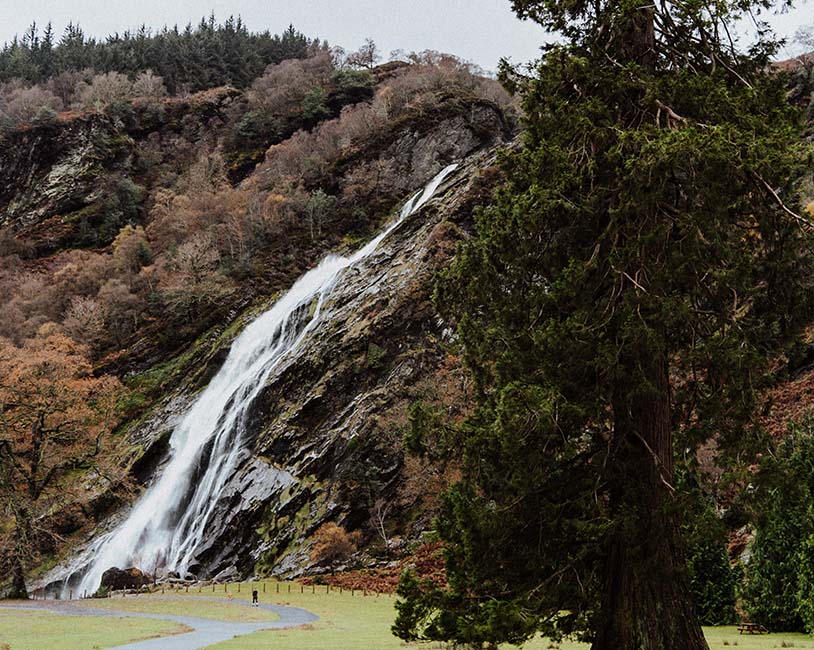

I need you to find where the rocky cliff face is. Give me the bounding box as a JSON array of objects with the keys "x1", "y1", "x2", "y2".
[
  {"x1": 0, "y1": 88, "x2": 241, "y2": 255},
  {"x1": 82, "y1": 150, "x2": 496, "y2": 585},
  {"x1": 193, "y1": 153, "x2": 496, "y2": 579},
  {"x1": 29, "y1": 91, "x2": 509, "y2": 588}
]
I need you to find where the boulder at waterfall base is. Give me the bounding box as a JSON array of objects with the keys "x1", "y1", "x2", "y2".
[{"x1": 99, "y1": 567, "x2": 153, "y2": 592}]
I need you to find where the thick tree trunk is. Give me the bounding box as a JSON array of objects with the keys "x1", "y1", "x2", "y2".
[
  {"x1": 8, "y1": 511, "x2": 30, "y2": 599},
  {"x1": 592, "y1": 353, "x2": 707, "y2": 650},
  {"x1": 6, "y1": 507, "x2": 31, "y2": 599},
  {"x1": 9, "y1": 553, "x2": 28, "y2": 600},
  {"x1": 590, "y1": 3, "x2": 707, "y2": 647},
  {"x1": 624, "y1": 3, "x2": 656, "y2": 68}
]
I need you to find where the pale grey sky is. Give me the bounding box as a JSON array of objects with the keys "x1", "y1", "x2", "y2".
[{"x1": 0, "y1": 1, "x2": 812, "y2": 72}]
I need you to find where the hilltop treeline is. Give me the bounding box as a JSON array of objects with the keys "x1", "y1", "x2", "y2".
[{"x1": 0, "y1": 17, "x2": 324, "y2": 94}]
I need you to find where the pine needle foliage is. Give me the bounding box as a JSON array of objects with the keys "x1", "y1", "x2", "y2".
[{"x1": 395, "y1": 2, "x2": 813, "y2": 648}]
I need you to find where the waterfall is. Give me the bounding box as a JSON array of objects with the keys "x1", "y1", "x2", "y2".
[{"x1": 64, "y1": 163, "x2": 458, "y2": 597}]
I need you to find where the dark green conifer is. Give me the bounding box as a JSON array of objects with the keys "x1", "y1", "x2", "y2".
[{"x1": 395, "y1": 2, "x2": 812, "y2": 648}]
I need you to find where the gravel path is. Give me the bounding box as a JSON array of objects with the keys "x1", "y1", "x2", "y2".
[{"x1": 1, "y1": 596, "x2": 319, "y2": 650}]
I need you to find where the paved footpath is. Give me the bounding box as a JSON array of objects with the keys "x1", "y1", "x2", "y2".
[{"x1": 1, "y1": 596, "x2": 319, "y2": 650}]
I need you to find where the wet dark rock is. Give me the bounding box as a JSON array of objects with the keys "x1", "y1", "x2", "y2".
[
  {"x1": 186, "y1": 564, "x2": 205, "y2": 578},
  {"x1": 212, "y1": 566, "x2": 238, "y2": 583},
  {"x1": 0, "y1": 115, "x2": 124, "y2": 232},
  {"x1": 181, "y1": 147, "x2": 505, "y2": 580},
  {"x1": 100, "y1": 567, "x2": 153, "y2": 591}
]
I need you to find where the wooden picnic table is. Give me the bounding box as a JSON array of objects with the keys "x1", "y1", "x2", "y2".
[{"x1": 737, "y1": 622, "x2": 769, "y2": 635}]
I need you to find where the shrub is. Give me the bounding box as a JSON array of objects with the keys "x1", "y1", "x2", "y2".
[
  {"x1": 742, "y1": 421, "x2": 814, "y2": 632},
  {"x1": 330, "y1": 68, "x2": 376, "y2": 106},
  {"x1": 73, "y1": 71, "x2": 133, "y2": 110},
  {"x1": 310, "y1": 523, "x2": 362, "y2": 573},
  {"x1": 678, "y1": 470, "x2": 738, "y2": 626},
  {"x1": 31, "y1": 103, "x2": 59, "y2": 126},
  {"x1": 686, "y1": 531, "x2": 738, "y2": 625},
  {"x1": 112, "y1": 224, "x2": 151, "y2": 274},
  {"x1": 233, "y1": 110, "x2": 280, "y2": 144},
  {"x1": 797, "y1": 532, "x2": 814, "y2": 631},
  {"x1": 302, "y1": 86, "x2": 330, "y2": 124},
  {"x1": 744, "y1": 500, "x2": 807, "y2": 631}
]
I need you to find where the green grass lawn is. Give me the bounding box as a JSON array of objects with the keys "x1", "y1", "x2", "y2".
[
  {"x1": 0, "y1": 608, "x2": 189, "y2": 650},
  {"x1": 194, "y1": 581, "x2": 814, "y2": 650},
  {"x1": 702, "y1": 627, "x2": 814, "y2": 649},
  {"x1": 74, "y1": 594, "x2": 279, "y2": 623},
  {"x1": 200, "y1": 585, "x2": 411, "y2": 650},
  {"x1": 520, "y1": 627, "x2": 814, "y2": 650},
  {"x1": 5, "y1": 584, "x2": 813, "y2": 650}
]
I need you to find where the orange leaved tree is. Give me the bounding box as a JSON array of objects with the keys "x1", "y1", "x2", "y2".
[
  {"x1": 0, "y1": 328, "x2": 123, "y2": 598},
  {"x1": 309, "y1": 522, "x2": 362, "y2": 575}
]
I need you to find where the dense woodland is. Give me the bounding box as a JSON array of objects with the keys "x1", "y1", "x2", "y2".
[
  {"x1": 0, "y1": 18, "x2": 323, "y2": 93},
  {"x1": 4, "y1": 5, "x2": 814, "y2": 650}
]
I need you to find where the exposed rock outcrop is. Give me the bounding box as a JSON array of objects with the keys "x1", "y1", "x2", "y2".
[
  {"x1": 35, "y1": 88, "x2": 509, "y2": 592},
  {"x1": 0, "y1": 87, "x2": 239, "y2": 254},
  {"x1": 163, "y1": 148, "x2": 499, "y2": 580}
]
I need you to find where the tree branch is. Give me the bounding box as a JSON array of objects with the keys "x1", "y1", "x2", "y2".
[{"x1": 753, "y1": 172, "x2": 814, "y2": 231}]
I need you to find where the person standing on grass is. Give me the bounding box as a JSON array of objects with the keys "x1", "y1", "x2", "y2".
[{"x1": 252, "y1": 588, "x2": 259, "y2": 606}]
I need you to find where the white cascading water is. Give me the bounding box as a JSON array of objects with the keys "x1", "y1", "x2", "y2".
[{"x1": 66, "y1": 163, "x2": 458, "y2": 597}]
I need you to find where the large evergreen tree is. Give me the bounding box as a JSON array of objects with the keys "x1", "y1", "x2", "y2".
[{"x1": 394, "y1": 1, "x2": 812, "y2": 649}]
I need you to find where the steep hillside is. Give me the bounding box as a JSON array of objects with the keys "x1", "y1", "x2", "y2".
[
  {"x1": 0, "y1": 50, "x2": 514, "y2": 595},
  {"x1": 49, "y1": 152, "x2": 501, "y2": 592}
]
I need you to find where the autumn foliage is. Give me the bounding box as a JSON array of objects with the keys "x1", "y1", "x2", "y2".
[
  {"x1": 0, "y1": 330, "x2": 124, "y2": 597},
  {"x1": 0, "y1": 44, "x2": 511, "y2": 596},
  {"x1": 309, "y1": 523, "x2": 362, "y2": 574}
]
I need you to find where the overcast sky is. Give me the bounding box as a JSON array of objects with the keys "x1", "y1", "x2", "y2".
[{"x1": 0, "y1": 1, "x2": 813, "y2": 72}]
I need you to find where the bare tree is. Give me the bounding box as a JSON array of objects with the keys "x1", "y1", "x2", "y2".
[
  {"x1": 346, "y1": 38, "x2": 380, "y2": 70},
  {"x1": 0, "y1": 84, "x2": 63, "y2": 128},
  {"x1": 369, "y1": 498, "x2": 393, "y2": 552},
  {"x1": 133, "y1": 70, "x2": 167, "y2": 100},
  {"x1": 73, "y1": 72, "x2": 133, "y2": 110}
]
